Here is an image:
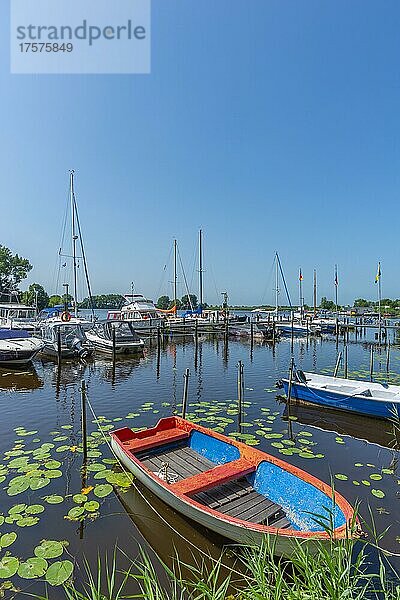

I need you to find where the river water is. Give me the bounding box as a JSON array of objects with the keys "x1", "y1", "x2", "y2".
[{"x1": 0, "y1": 319, "x2": 399, "y2": 596}]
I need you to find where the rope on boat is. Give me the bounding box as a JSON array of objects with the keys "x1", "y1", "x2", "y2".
[{"x1": 82, "y1": 388, "x2": 246, "y2": 573}]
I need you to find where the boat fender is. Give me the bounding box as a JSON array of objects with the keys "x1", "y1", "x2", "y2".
[
  {"x1": 61, "y1": 311, "x2": 71, "y2": 322},
  {"x1": 296, "y1": 370, "x2": 307, "y2": 384}
]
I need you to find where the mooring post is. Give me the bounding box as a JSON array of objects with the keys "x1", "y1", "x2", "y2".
[
  {"x1": 287, "y1": 356, "x2": 295, "y2": 409},
  {"x1": 370, "y1": 346, "x2": 374, "y2": 382},
  {"x1": 333, "y1": 351, "x2": 342, "y2": 377},
  {"x1": 181, "y1": 368, "x2": 190, "y2": 419},
  {"x1": 344, "y1": 344, "x2": 348, "y2": 378},
  {"x1": 157, "y1": 324, "x2": 161, "y2": 347},
  {"x1": 291, "y1": 311, "x2": 294, "y2": 351},
  {"x1": 81, "y1": 380, "x2": 88, "y2": 465},
  {"x1": 237, "y1": 361, "x2": 244, "y2": 432},
  {"x1": 250, "y1": 321, "x2": 254, "y2": 349},
  {"x1": 112, "y1": 325, "x2": 116, "y2": 363},
  {"x1": 386, "y1": 340, "x2": 390, "y2": 373},
  {"x1": 57, "y1": 328, "x2": 62, "y2": 366}
]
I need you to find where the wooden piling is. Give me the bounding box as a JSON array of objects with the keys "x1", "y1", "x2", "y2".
[
  {"x1": 344, "y1": 344, "x2": 348, "y2": 379},
  {"x1": 181, "y1": 368, "x2": 190, "y2": 419},
  {"x1": 386, "y1": 340, "x2": 390, "y2": 373},
  {"x1": 370, "y1": 346, "x2": 374, "y2": 382},
  {"x1": 333, "y1": 351, "x2": 342, "y2": 377},
  {"x1": 57, "y1": 328, "x2": 62, "y2": 366},
  {"x1": 81, "y1": 380, "x2": 88, "y2": 464},
  {"x1": 112, "y1": 325, "x2": 116, "y2": 363},
  {"x1": 287, "y1": 356, "x2": 295, "y2": 409}
]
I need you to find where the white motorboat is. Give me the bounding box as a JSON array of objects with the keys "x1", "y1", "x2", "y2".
[
  {"x1": 86, "y1": 321, "x2": 144, "y2": 355},
  {"x1": 109, "y1": 294, "x2": 163, "y2": 330},
  {"x1": 0, "y1": 302, "x2": 37, "y2": 331},
  {"x1": 0, "y1": 330, "x2": 44, "y2": 366},
  {"x1": 40, "y1": 320, "x2": 94, "y2": 359}
]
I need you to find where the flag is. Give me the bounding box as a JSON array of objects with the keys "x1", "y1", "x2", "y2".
[
  {"x1": 334, "y1": 266, "x2": 338, "y2": 287},
  {"x1": 299, "y1": 269, "x2": 303, "y2": 281},
  {"x1": 375, "y1": 262, "x2": 381, "y2": 283}
]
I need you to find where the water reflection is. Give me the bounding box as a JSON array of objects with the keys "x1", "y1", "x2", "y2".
[
  {"x1": 0, "y1": 365, "x2": 43, "y2": 391},
  {"x1": 281, "y1": 402, "x2": 400, "y2": 450}
]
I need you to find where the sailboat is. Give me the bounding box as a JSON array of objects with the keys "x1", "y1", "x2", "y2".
[{"x1": 39, "y1": 171, "x2": 95, "y2": 359}]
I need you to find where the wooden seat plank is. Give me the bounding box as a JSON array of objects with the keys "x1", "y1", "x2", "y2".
[
  {"x1": 124, "y1": 428, "x2": 189, "y2": 454},
  {"x1": 171, "y1": 458, "x2": 255, "y2": 496}
]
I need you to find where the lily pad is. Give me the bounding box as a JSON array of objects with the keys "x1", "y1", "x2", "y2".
[
  {"x1": 371, "y1": 489, "x2": 385, "y2": 498},
  {"x1": 30, "y1": 477, "x2": 50, "y2": 491},
  {"x1": 370, "y1": 474, "x2": 383, "y2": 481},
  {"x1": 0, "y1": 556, "x2": 19, "y2": 578},
  {"x1": 84, "y1": 501, "x2": 99, "y2": 512},
  {"x1": 45, "y1": 560, "x2": 74, "y2": 586},
  {"x1": 93, "y1": 484, "x2": 113, "y2": 498},
  {"x1": 335, "y1": 474, "x2": 348, "y2": 481},
  {"x1": 18, "y1": 557, "x2": 48, "y2": 579},
  {"x1": 45, "y1": 495, "x2": 64, "y2": 505},
  {"x1": 67, "y1": 506, "x2": 85, "y2": 519},
  {"x1": 34, "y1": 540, "x2": 64, "y2": 559},
  {"x1": 26, "y1": 505, "x2": 45, "y2": 515},
  {"x1": 0, "y1": 533, "x2": 17, "y2": 549}
]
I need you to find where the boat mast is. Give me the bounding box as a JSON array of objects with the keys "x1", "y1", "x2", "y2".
[
  {"x1": 299, "y1": 268, "x2": 303, "y2": 318},
  {"x1": 313, "y1": 269, "x2": 317, "y2": 317},
  {"x1": 173, "y1": 239, "x2": 177, "y2": 310},
  {"x1": 275, "y1": 252, "x2": 279, "y2": 315},
  {"x1": 199, "y1": 229, "x2": 203, "y2": 310},
  {"x1": 70, "y1": 170, "x2": 78, "y2": 317},
  {"x1": 334, "y1": 264, "x2": 339, "y2": 319}
]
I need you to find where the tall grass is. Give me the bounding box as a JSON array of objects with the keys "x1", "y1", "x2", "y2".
[{"x1": 31, "y1": 533, "x2": 400, "y2": 600}]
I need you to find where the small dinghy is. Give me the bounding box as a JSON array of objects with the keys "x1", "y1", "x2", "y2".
[
  {"x1": 0, "y1": 329, "x2": 44, "y2": 366},
  {"x1": 278, "y1": 370, "x2": 400, "y2": 420},
  {"x1": 110, "y1": 417, "x2": 356, "y2": 555}
]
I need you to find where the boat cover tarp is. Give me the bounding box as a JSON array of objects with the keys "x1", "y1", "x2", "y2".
[{"x1": 0, "y1": 329, "x2": 30, "y2": 339}]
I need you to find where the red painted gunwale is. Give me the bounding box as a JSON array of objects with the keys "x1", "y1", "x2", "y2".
[{"x1": 110, "y1": 416, "x2": 357, "y2": 540}]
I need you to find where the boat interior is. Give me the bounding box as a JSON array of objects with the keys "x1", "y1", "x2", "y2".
[{"x1": 115, "y1": 419, "x2": 347, "y2": 533}]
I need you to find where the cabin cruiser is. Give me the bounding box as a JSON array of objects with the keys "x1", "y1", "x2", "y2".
[
  {"x1": 0, "y1": 329, "x2": 44, "y2": 366},
  {"x1": 108, "y1": 294, "x2": 163, "y2": 330},
  {"x1": 86, "y1": 320, "x2": 144, "y2": 355},
  {"x1": 0, "y1": 302, "x2": 37, "y2": 331},
  {"x1": 40, "y1": 320, "x2": 94, "y2": 359}
]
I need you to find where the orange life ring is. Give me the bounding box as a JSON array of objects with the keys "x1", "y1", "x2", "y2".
[{"x1": 61, "y1": 311, "x2": 71, "y2": 322}]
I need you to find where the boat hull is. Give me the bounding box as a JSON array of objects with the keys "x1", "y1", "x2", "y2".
[{"x1": 281, "y1": 380, "x2": 398, "y2": 419}]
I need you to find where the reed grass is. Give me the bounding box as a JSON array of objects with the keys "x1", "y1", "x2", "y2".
[{"x1": 30, "y1": 531, "x2": 399, "y2": 600}]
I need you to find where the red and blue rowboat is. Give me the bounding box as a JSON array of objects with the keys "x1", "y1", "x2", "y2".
[{"x1": 110, "y1": 416, "x2": 357, "y2": 555}]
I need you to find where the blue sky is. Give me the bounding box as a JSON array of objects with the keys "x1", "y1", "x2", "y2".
[{"x1": 1, "y1": 0, "x2": 399, "y2": 306}]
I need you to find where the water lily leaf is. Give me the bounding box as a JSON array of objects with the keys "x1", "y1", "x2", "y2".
[
  {"x1": 0, "y1": 556, "x2": 19, "y2": 578},
  {"x1": 44, "y1": 460, "x2": 61, "y2": 470},
  {"x1": 370, "y1": 474, "x2": 383, "y2": 481},
  {"x1": 84, "y1": 501, "x2": 99, "y2": 512},
  {"x1": 0, "y1": 533, "x2": 17, "y2": 548},
  {"x1": 335, "y1": 474, "x2": 348, "y2": 481},
  {"x1": 381, "y1": 468, "x2": 394, "y2": 475},
  {"x1": 67, "y1": 506, "x2": 85, "y2": 519},
  {"x1": 18, "y1": 557, "x2": 48, "y2": 579},
  {"x1": 0, "y1": 517, "x2": 4, "y2": 526},
  {"x1": 55, "y1": 446, "x2": 70, "y2": 453},
  {"x1": 45, "y1": 560, "x2": 74, "y2": 586},
  {"x1": 352, "y1": 481, "x2": 360, "y2": 486},
  {"x1": 361, "y1": 480, "x2": 371, "y2": 486},
  {"x1": 26, "y1": 505, "x2": 45, "y2": 515},
  {"x1": 34, "y1": 540, "x2": 64, "y2": 559},
  {"x1": 46, "y1": 470, "x2": 62, "y2": 479},
  {"x1": 8, "y1": 504, "x2": 26, "y2": 515},
  {"x1": 371, "y1": 489, "x2": 385, "y2": 498},
  {"x1": 264, "y1": 433, "x2": 284, "y2": 439},
  {"x1": 72, "y1": 494, "x2": 87, "y2": 505},
  {"x1": 53, "y1": 436, "x2": 68, "y2": 442},
  {"x1": 16, "y1": 516, "x2": 39, "y2": 527},
  {"x1": 93, "y1": 484, "x2": 113, "y2": 498},
  {"x1": 30, "y1": 477, "x2": 50, "y2": 491},
  {"x1": 87, "y1": 463, "x2": 106, "y2": 472},
  {"x1": 61, "y1": 425, "x2": 73, "y2": 430},
  {"x1": 45, "y1": 495, "x2": 64, "y2": 505},
  {"x1": 7, "y1": 480, "x2": 30, "y2": 496}
]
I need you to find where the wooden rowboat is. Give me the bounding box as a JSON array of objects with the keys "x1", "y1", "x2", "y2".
[{"x1": 110, "y1": 416, "x2": 357, "y2": 555}]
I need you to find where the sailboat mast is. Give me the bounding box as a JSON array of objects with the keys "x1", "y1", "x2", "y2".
[
  {"x1": 313, "y1": 269, "x2": 317, "y2": 317},
  {"x1": 275, "y1": 253, "x2": 279, "y2": 314},
  {"x1": 70, "y1": 170, "x2": 78, "y2": 317},
  {"x1": 299, "y1": 268, "x2": 303, "y2": 317},
  {"x1": 173, "y1": 239, "x2": 177, "y2": 310},
  {"x1": 199, "y1": 229, "x2": 203, "y2": 309},
  {"x1": 335, "y1": 265, "x2": 339, "y2": 319}
]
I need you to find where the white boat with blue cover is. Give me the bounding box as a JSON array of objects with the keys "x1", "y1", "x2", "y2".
[
  {"x1": 0, "y1": 329, "x2": 44, "y2": 366},
  {"x1": 279, "y1": 371, "x2": 400, "y2": 420}
]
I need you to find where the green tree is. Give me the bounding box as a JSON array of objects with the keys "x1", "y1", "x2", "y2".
[
  {"x1": 0, "y1": 245, "x2": 32, "y2": 298},
  {"x1": 21, "y1": 283, "x2": 49, "y2": 311},
  {"x1": 48, "y1": 295, "x2": 63, "y2": 307},
  {"x1": 156, "y1": 295, "x2": 171, "y2": 310},
  {"x1": 181, "y1": 294, "x2": 198, "y2": 309},
  {"x1": 320, "y1": 297, "x2": 336, "y2": 311},
  {"x1": 354, "y1": 298, "x2": 370, "y2": 308}
]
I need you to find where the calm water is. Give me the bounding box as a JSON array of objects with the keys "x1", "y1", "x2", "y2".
[{"x1": 0, "y1": 324, "x2": 399, "y2": 596}]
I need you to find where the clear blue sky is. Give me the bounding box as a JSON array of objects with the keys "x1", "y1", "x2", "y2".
[{"x1": 1, "y1": 0, "x2": 399, "y2": 306}]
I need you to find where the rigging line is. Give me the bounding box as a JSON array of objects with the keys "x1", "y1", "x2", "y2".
[
  {"x1": 276, "y1": 253, "x2": 292, "y2": 308},
  {"x1": 71, "y1": 184, "x2": 95, "y2": 319},
  {"x1": 83, "y1": 390, "x2": 244, "y2": 574},
  {"x1": 155, "y1": 243, "x2": 174, "y2": 301},
  {"x1": 260, "y1": 257, "x2": 276, "y2": 306},
  {"x1": 177, "y1": 247, "x2": 194, "y2": 311},
  {"x1": 54, "y1": 183, "x2": 71, "y2": 294}
]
